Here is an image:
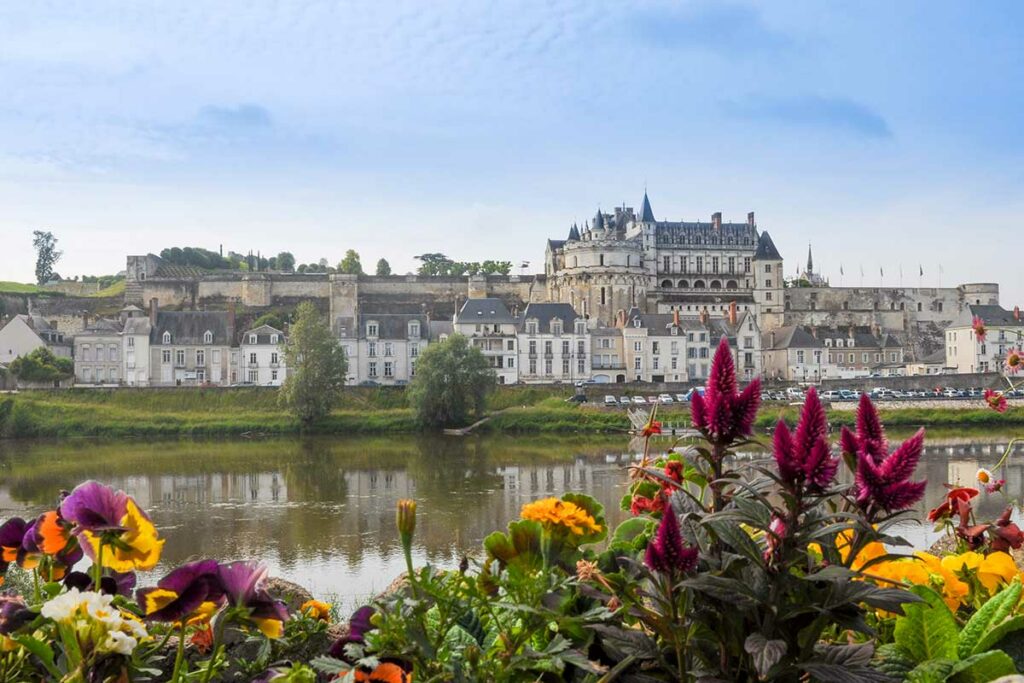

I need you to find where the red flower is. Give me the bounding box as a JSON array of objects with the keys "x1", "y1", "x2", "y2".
[
  {"x1": 927, "y1": 486, "x2": 978, "y2": 522},
  {"x1": 630, "y1": 494, "x2": 665, "y2": 516},
  {"x1": 1007, "y1": 349, "x2": 1024, "y2": 375},
  {"x1": 641, "y1": 420, "x2": 663, "y2": 438},
  {"x1": 845, "y1": 396, "x2": 926, "y2": 513},
  {"x1": 987, "y1": 479, "x2": 1006, "y2": 494},
  {"x1": 663, "y1": 460, "x2": 684, "y2": 485},
  {"x1": 985, "y1": 389, "x2": 1008, "y2": 413},
  {"x1": 973, "y1": 316, "x2": 987, "y2": 342},
  {"x1": 772, "y1": 387, "x2": 838, "y2": 493},
  {"x1": 990, "y1": 506, "x2": 1024, "y2": 553},
  {"x1": 690, "y1": 337, "x2": 761, "y2": 444}
]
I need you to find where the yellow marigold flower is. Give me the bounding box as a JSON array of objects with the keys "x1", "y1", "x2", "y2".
[
  {"x1": 977, "y1": 468, "x2": 993, "y2": 484},
  {"x1": 521, "y1": 498, "x2": 601, "y2": 536},
  {"x1": 979, "y1": 551, "x2": 1019, "y2": 594},
  {"x1": 301, "y1": 599, "x2": 332, "y2": 622}
]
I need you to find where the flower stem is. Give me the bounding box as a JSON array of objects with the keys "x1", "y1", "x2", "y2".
[
  {"x1": 31, "y1": 569, "x2": 39, "y2": 604},
  {"x1": 200, "y1": 643, "x2": 223, "y2": 683},
  {"x1": 402, "y1": 543, "x2": 418, "y2": 597},
  {"x1": 170, "y1": 621, "x2": 187, "y2": 683},
  {"x1": 92, "y1": 542, "x2": 104, "y2": 589}
]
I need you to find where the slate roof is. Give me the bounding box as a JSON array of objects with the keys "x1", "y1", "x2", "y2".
[
  {"x1": 457, "y1": 298, "x2": 516, "y2": 324},
  {"x1": 762, "y1": 326, "x2": 822, "y2": 350},
  {"x1": 241, "y1": 324, "x2": 285, "y2": 345},
  {"x1": 754, "y1": 232, "x2": 783, "y2": 260},
  {"x1": 152, "y1": 311, "x2": 234, "y2": 346},
  {"x1": 358, "y1": 314, "x2": 429, "y2": 340},
  {"x1": 518, "y1": 303, "x2": 581, "y2": 334},
  {"x1": 960, "y1": 304, "x2": 1024, "y2": 327},
  {"x1": 546, "y1": 239, "x2": 566, "y2": 252},
  {"x1": 429, "y1": 320, "x2": 453, "y2": 339},
  {"x1": 640, "y1": 192, "x2": 656, "y2": 222},
  {"x1": 123, "y1": 318, "x2": 152, "y2": 336},
  {"x1": 815, "y1": 328, "x2": 902, "y2": 349},
  {"x1": 567, "y1": 224, "x2": 580, "y2": 241},
  {"x1": 78, "y1": 318, "x2": 123, "y2": 336}
]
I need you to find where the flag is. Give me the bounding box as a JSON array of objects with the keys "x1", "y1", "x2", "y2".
[
  {"x1": 919, "y1": 265, "x2": 923, "y2": 276},
  {"x1": 880, "y1": 267, "x2": 884, "y2": 277},
  {"x1": 840, "y1": 264, "x2": 844, "y2": 276}
]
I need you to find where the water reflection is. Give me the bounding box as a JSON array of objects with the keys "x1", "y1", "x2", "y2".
[{"x1": 0, "y1": 433, "x2": 1020, "y2": 600}]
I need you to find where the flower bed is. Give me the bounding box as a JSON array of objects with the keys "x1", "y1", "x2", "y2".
[{"x1": 1, "y1": 339, "x2": 1024, "y2": 681}]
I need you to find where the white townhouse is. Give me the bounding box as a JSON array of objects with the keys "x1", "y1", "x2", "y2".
[
  {"x1": 121, "y1": 305, "x2": 152, "y2": 386},
  {"x1": 0, "y1": 314, "x2": 72, "y2": 365},
  {"x1": 149, "y1": 307, "x2": 237, "y2": 386},
  {"x1": 340, "y1": 314, "x2": 429, "y2": 386},
  {"x1": 239, "y1": 324, "x2": 287, "y2": 386},
  {"x1": 516, "y1": 303, "x2": 590, "y2": 384},
  {"x1": 945, "y1": 304, "x2": 1024, "y2": 374},
  {"x1": 74, "y1": 318, "x2": 123, "y2": 385},
  {"x1": 454, "y1": 298, "x2": 519, "y2": 385},
  {"x1": 622, "y1": 309, "x2": 703, "y2": 383},
  {"x1": 761, "y1": 326, "x2": 834, "y2": 382}
]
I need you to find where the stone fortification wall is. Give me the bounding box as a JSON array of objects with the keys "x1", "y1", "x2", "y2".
[
  {"x1": 41, "y1": 282, "x2": 101, "y2": 296},
  {"x1": 19, "y1": 296, "x2": 124, "y2": 335}
]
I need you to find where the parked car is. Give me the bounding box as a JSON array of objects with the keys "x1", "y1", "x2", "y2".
[
  {"x1": 646, "y1": 396, "x2": 658, "y2": 404},
  {"x1": 604, "y1": 395, "x2": 619, "y2": 406},
  {"x1": 675, "y1": 393, "x2": 687, "y2": 402},
  {"x1": 820, "y1": 390, "x2": 841, "y2": 400},
  {"x1": 684, "y1": 387, "x2": 706, "y2": 402},
  {"x1": 942, "y1": 388, "x2": 958, "y2": 398},
  {"x1": 632, "y1": 396, "x2": 648, "y2": 405},
  {"x1": 619, "y1": 396, "x2": 633, "y2": 406},
  {"x1": 838, "y1": 390, "x2": 858, "y2": 400},
  {"x1": 658, "y1": 394, "x2": 674, "y2": 404},
  {"x1": 785, "y1": 387, "x2": 805, "y2": 401}
]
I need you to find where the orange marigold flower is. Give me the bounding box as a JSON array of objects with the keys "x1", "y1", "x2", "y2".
[
  {"x1": 190, "y1": 623, "x2": 214, "y2": 654},
  {"x1": 521, "y1": 498, "x2": 601, "y2": 535}
]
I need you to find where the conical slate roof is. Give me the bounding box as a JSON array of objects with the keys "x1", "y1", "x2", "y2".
[
  {"x1": 567, "y1": 223, "x2": 580, "y2": 241},
  {"x1": 755, "y1": 231, "x2": 782, "y2": 260},
  {"x1": 640, "y1": 191, "x2": 656, "y2": 222},
  {"x1": 594, "y1": 210, "x2": 605, "y2": 230}
]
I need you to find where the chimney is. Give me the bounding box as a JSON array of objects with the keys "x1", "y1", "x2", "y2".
[
  {"x1": 770, "y1": 330, "x2": 776, "y2": 348},
  {"x1": 228, "y1": 302, "x2": 237, "y2": 340},
  {"x1": 699, "y1": 306, "x2": 709, "y2": 324},
  {"x1": 149, "y1": 298, "x2": 158, "y2": 326},
  {"x1": 1016, "y1": 306, "x2": 1021, "y2": 321},
  {"x1": 82, "y1": 312, "x2": 89, "y2": 330},
  {"x1": 728, "y1": 301, "x2": 737, "y2": 326},
  {"x1": 672, "y1": 309, "x2": 680, "y2": 327},
  {"x1": 712, "y1": 212, "x2": 722, "y2": 231},
  {"x1": 747, "y1": 211, "x2": 755, "y2": 228}
]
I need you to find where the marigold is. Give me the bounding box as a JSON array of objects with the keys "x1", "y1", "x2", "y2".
[
  {"x1": 301, "y1": 599, "x2": 332, "y2": 622},
  {"x1": 520, "y1": 498, "x2": 601, "y2": 536}
]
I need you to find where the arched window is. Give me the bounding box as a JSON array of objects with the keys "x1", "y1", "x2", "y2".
[
  {"x1": 678, "y1": 280, "x2": 689, "y2": 288},
  {"x1": 661, "y1": 279, "x2": 673, "y2": 288},
  {"x1": 710, "y1": 280, "x2": 722, "y2": 289},
  {"x1": 203, "y1": 330, "x2": 213, "y2": 344},
  {"x1": 162, "y1": 331, "x2": 171, "y2": 345},
  {"x1": 726, "y1": 280, "x2": 738, "y2": 289},
  {"x1": 694, "y1": 280, "x2": 706, "y2": 289}
]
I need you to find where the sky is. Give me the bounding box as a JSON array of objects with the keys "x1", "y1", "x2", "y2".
[{"x1": 1, "y1": 1, "x2": 1023, "y2": 303}]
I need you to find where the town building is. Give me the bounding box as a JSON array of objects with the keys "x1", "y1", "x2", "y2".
[
  {"x1": 761, "y1": 326, "x2": 831, "y2": 382},
  {"x1": 121, "y1": 306, "x2": 153, "y2": 386},
  {"x1": 73, "y1": 318, "x2": 123, "y2": 385},
  {"x1": 818, "y1": 328, "x2": 905, "y2": 378},
  {"x1": 453, "y1": 298, "x2": 519, "y2": 385},
  {"x1": 945, "y1": 304, "x2": 1024, "y2": 374},
  {"x1": 149, "y1": 307, "x2": 237, "y2": 386},
  {"x1": 590, "y1": 326, "x2": 627, "y2": 384},
  {"x1": 239, "y1": 324, "x2": 287, "y2": 386},
  {"x1": 516, "y1": 303, "x2": 589, "y2": 384},
  {"x1": 340, "y1": 314, "x2": 429, "y2": 386},
  {"x1": 0, "y1": 314, "x2": 72, "y2": 365}
]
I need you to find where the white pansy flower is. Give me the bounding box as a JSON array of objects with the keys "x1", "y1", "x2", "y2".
[
  {"x1": 100, "y1": 630, "x2": 137, "y2": 656},
  {"x1": 82, "y1": 591, "x2": 122, "y2": 627},
  {"x1": 40, "y1": 589, "x2": 84, "y2": 622}
]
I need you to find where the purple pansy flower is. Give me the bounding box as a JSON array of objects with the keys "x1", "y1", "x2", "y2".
[
  {"x1": 329, "y1": 605, "x2": 376, "y2": 661},
  {"x1": 217, "y1": 561, "x2": 289, "y2": 638},
  {"x1": 60, "y1": 480, "x2": 129, "y2": 533},
  {"x1": 137, "y1": 560, "x2": 224, "y2": 623}
]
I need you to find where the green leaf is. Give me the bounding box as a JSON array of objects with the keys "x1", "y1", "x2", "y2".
[
  {"x1": 906, "y1": 659, "x2": 956, "y2": 683},
  {"x1": 958, "y1": 579, "x2": 1022, "y2": 659},
  {"x1": 894, "y1": 591, "x2": 959, "y2": 664},
  {"x1": 610, "y1": 517, "x2": 653, "y2": 547},
  {"x1": 309, "y1": 655, "x2": 353, "y2": 676},
  {"x1": 744, "y1": 633, "x2": 787, "y2": 680},
  {"x1": 947, "y1": 650, "x2": 1017, "y2": 683},
  {"x1": 704, "y1": 518, "x2": 765, "y2": 566},
  {"x1": 10, "y1": 635, "x2": 61, "y2": 679},
  {"x1": 873, "y1": 642, "x2": 916, "y2": 678}
]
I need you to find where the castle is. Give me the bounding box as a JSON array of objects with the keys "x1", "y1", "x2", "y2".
[{"x1": 117, "y1": 191, "x2": 998, "y2": 360}]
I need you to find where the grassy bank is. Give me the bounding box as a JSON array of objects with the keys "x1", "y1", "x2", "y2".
[{"x1": 3, "y1": 387, "x2": 1024, "y2": 439}]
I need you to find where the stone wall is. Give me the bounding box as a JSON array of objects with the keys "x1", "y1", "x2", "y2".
[{"x1": 818, "y1": 372, "x2": 1002, "y2": 392}]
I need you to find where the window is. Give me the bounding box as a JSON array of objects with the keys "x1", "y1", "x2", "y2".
[
  {"x1": 653, "y1": 357, "x2": 659, "y2": 370},
  {"x1": 743, "y1": 336, "x2": 753, "y2": 349},
  {"x1": 248, "y1": 369, "x2": 259, "y2": 383},
  {"x1": 213, "y1": 349, "x2": 221, "y2": 363},
  {"x1": 765, "y1": 279, "x2": 772, "y2": 288},
  {"x1": 162, "y1": 331, "x2": 171, "y2": 344},
  {"x1": 368, "y1": 342, "x2": 377, "y2": 357},
  {"x1": 848, "y1": 353, "x2": 855, "y2": 363},
  {"x1": 728, "y1": 256, "x2": 735, "y2": 273},
  {"x1": 562, "y1": 358, "x2": 570, "y2": 374},
  {"x1": 600, "y1": 338, "x2": 611, "y2": 349},
  {"x1": 83, "y1": 368, "x2": 92, "y2": 382},
  {"x1": 271, "y1": 370, "x2": 278, "y2": 381},
  {"x1": 384, "y1": 361, "x2": 394, "y2": 377},
  {"x1": 127, "y1": 337, "x2": 135, "y2": 348},
  {"x1": 249, "y1": 352, "x2": 257, "y2": 365},
  {"x1": 204, "y1": 331, "x2": 214, "y2": 344},
  {"x1": 368, "y1": 362, "x2": 378, "y2": 377},
  {"x1": 544, "y1": 341, "x2": 553, "y2": 355},
  {"x1": 248, "y1": 334, "x2": 256, "y2": 344},
  {"x1": 765, "y1": 264, "x2": 772, "y2": 273},
  {"x1": 634, "y1": 357, "x2": 642, "y2": 370},
  {"x1": 633, "y1": 341, "x2": 642, "y2": 352},
  {"x1": 410, "y1": 345, "x2": 419, "y2": 357},
  {"x1": 507, "y1": 340, "x2": 514, "y2": 351},
  {"x1": 766, "y1": 292, "x2": 773, "y2": 301},
  {"x1": 410, "y1": 361, "x2": 416, "y2": 376},
  {"x1": 270, "y1": 334, "x2": 279, "y2": 344},
  {"x1": 196, "y1": 349, "x2": 205, "y2": 365},
  {"x1": 561, "y1": 341, "x2": 570, "y2": 355},
  {"x1": 862, "y1": 353, "x2": 869, "y2": 363},
  {"x1": 81, "y1": 344, "x2": 91, "y2": 360},
  {"x1": 529, "y1": 341, "x2": 537, "y2": 355},
  {"x1": 367, "y1": 322, "x2": 379, "y2": 337},
  {"x1": 552, "y1": 320, "x2": 563, "y2": 336},
  {"x1": 600, "y1": 287, "x2": 606, "y2": 305},
  {"x1": 890, "y1": 352, "x2": 898, "y2": 362},
  {"x1": 696, "y1": 256, "x2": 703, "y2": 273},
  {"x1": 384, "y1": 342, "x2": 394, "y2": 357},
  {"x1": 529, "y1": 359, "x2": 537, "y2": 374},
  {"x1": 797, "y1": 350, "x2": 805, "y2": 364},
  {"x1": 271, "y1": 352, "x2": 279, "y2": 365},
  {"x1": 744, "y1": 257, "x2": 751, "y2": 273},
  {"x1": 712, "y1": 257, "x2": 719, "y2": 272},
  {"x1": 671, "y1": 357, "x2": 678, "y2": 369},
  {"x1": 162, "y1": 350, "x2": 171, "y2": 364},
  {"x1": 526, "y1": 321, "x2": 538, "y2": 335},
  {"x1": 408, "y1": 322, "x2": 420, "y2": 338},
  {"x1": 175, "y1": 350, "x2": 185, "y2": 367},
  {"x1": 874, "y1": 353, "x2": 881, "y2": 362},
  {"x1": 671, "y1": 341, "x2": 678, "y2": 354},
  {"x1": 599, "y1": 254, "x2": 605, "y2": 266},
  {"x1": 108, "y1": 344, "x2": 117, "y2": 361},
  {"x1": 577, "y1": 358, "x2": 585, "y2": 373}
]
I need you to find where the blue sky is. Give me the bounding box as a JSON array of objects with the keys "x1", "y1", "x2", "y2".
[{"x1": 1, "y1": 1, "x2": 1022, "y2": 303}]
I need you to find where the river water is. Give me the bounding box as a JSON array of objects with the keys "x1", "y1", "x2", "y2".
[{"x1": 0, "y1": 432, "x2": 1020, "y2": 604}]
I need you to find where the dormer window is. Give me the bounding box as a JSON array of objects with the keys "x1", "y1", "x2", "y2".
[
  {"x1": 204, "y1": 330, "x2": 213, "y2": 344},
  {"x1": 367, "y1": 322, "x2": 379, "y2": 337},
  {"x1": 671, "y1": 327, "x2": 678, "y2": 336},
  {"x1": 248, "y1": 334, "x2": 257, "y2": 344},
  {"x1": 162, "y1": 331, "x2": 171, "y2": 345},
  {"x1": 633, "y1": 319, "x2": 641, "y2": 328},
  {"x1": 551, "y1": 320, "x2": 563, "y2": 336},
  {"x1": 270, "y1": 334, "x2": 279, "y2": 344},
  {"x1": 526, "y1": 321, "x2": 538, "y2": 335},
  {"x1": 575, "y1": 321, "x2": 586, "y2": 335},
  {"x1": 408, "y1": 321, "x2": 420, "y2": 338},
  {"x1": 848, "y1": 339, "x2": 855, "y2": 348}
]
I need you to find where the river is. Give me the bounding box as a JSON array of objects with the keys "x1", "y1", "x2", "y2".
[{"x1": 0, "y1": 431, "x2": 1020, "y2": 605}]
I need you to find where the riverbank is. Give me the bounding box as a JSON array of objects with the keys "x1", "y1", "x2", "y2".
[{"x1": 3, "y1": 387, "x2": 1024, "y2": 438}]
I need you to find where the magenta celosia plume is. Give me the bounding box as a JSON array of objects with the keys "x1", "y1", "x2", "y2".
[
  {"x1": 772, "y1": 387, "x2": 838, "y2": 492},
  {"x1": 691, "y1": 337, "x2": 761, "y2": 444},
  {"x1": 841, "y1": 395, "x2": 926, "y2": 512},
  {"x1": 644, "y1": 508, "x2": 698, "y2": 576}
]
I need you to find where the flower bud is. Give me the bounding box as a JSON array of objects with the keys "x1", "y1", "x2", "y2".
[{"x1": 396, "y1": 499, "x2": 417, "y2": 548}]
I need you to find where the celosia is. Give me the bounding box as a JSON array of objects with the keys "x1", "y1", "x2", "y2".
[
  {"x1": 644, "y1": 508, "x2": 698, "y2": 576},
  {"x1": 772, "y1": 387, "x2": 838, "y2": 493},
  {"x1": 842, "y1": 395, "x2": 925, "y2": 513},
  {"x1": 521, "y1": 498, "x2": 601, "y2": 535},
  {"x1": 690, "y1": 337, "x2": 761, "y2": 444}
]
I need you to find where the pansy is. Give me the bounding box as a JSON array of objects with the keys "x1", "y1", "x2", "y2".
[
  {"x1": 65, "y1": 570, "x2": 136, "y2": 597},
  {"x1": 136, "y1": 560, "x2": 224, "y2": 625},
  {"x1": 62, "y1": 482, "x2": 164, "y2": 572},
  {"x1": 217, "y1": 561, "x2": 289, "y2": 638},
  {"x1": 0, "y1": 518, "x2": 28, "y2": 579},
  {"x1": 928, "y1": 487, "x2": 978, "y2": 522},
  {"x1": 300, "y1": 599, "x2": 332, "y2": 622}
]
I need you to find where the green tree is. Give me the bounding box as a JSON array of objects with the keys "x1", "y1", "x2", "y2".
[
  {"x1": 278, "y1": 302, "x2": 347, "y2": 428},
  {"x1": 337, "y1": 250, "x2": 363, "y2": 275},
  {"x1": 277, "y1": 251, "x2": 296, "y2": 272},
  {"x1": 375, "y1": 258, "x2": 392, "y2": 276},
  {"x1": 407, "y1": 334, "x2": 495, "y2": 428},
  {"x1": 253, "y1": 312, "x2": 286, "y2": 330},
  {"x1": 9, "y1": 347, "x2": 73, "y2": 382},
  {"x1": 32, "y1": 231, "x2": 62, "y2": 285}
]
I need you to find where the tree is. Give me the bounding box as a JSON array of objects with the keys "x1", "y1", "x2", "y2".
[
  {"x1": 337, "y1": 250, "x2": 363, "y2": 275},
  {"x1": 375, "y1": 258, "x2": 392, "y2": 276},
  {"x1": 32, "y1": 231, "x2": 62, "y2": 285},
  {"x1": 8, "y1": 347, "x2": 73, "y2": 383},
  {"x1": 277, "y1": 252, "x2": 296, "y2": 272},
  {"x1": 407, "y1": 334, "x2": 495, "y2": 428},
  {"x1": 278, "y1": 302, "x2": 348, "y2": 427},
  {"x1": 253, "y1": 312, "x2": 285, "y2": 330}
]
